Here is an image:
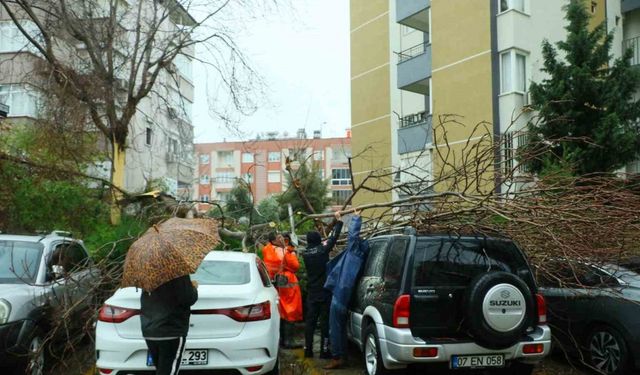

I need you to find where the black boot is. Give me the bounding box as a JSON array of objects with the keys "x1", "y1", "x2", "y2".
[
  {"x1": 284, "y1": 322, "x2": 303, "y2": 349},
  {"x1": 319, "y1": 336, "x2": 331, "y2": 359}
]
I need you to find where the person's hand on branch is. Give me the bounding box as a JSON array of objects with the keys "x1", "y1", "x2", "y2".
[{"x1": 334, "y1": 211, "x2": 342, "y2": 221}]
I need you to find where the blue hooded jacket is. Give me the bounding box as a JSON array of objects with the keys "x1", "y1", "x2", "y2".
[{"x1": 324, "y1": 216, "x2": 370, "y2": 309}]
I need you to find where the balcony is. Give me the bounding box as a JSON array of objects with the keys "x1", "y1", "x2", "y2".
[
  {"x1": 624, "y1": 36, "x2": 640, "y2": 66},
  {"x1": 398, "y1": 111, "x2": 432, "y2": 154},
  {"x1": 396, "y1": 0, "x2": 430, "y2": 32},
  {"x1": 397, "y1": 43, "x2": 432, "y2": 94},
  {"x1": 623, "y1": 0, "x2": 640, "y2": 13}
]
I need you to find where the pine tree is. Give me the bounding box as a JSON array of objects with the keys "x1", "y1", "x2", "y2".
[
  {"x1": 278, "y1": 162, "x2": 330, "y2": 216},
  {"x1": 525, "y1": 0, "x2": 640, "y2": 175}
]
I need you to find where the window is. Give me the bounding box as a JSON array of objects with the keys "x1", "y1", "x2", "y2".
[
  {"x1": 214, "y1": 171, "x2": 235, "y2": 183},
  {"x1": 0, "y1": 84, "x2": 40, "y2": 117},
  {"x1": 49, "y1": 242, "x2": 89, "y2": 275},
  {"x1": 332, "y1": 190, "x2": 351, "y2": 205},
  {"x1": 0, "y1": 20, "x2": 42, "y2": 54},
  {"x1": 268, "y1": 151, "x2": 281, "y2": 162},
  {"x1": 242, "y1": 152, "x2": 254, "y2": 163},
  {"x1": 199, "y1": 175, "x2": 210, "y2": 185},
  {"x1": 500, "y1": 50, "x2": 527, "y2": 93},
  {"x1": 199, "y1": 154, "x2": 210, "y2": 164},
  {"x1": 243, "y1": 173, "x2": 253, "y2": 183},
  {"x1": 268, "y1": 171, "x2": 281, "y2": 183},
  {"x1": 500, "y1": 0, "x2": 524, "y2": 13},
  {"x1": 168, "y1": 87, "x2": 192, "y2": 122},
  {"x1": 332, "y1": 146, "x2": 351, "y2": 163},
  {"x1": 313, "y1": 150, "x2": 324, "y2": 161},
  {"x1": 168, "y1": 138, "x2": 179, "y2": 155},
  {"x1": 256, "y1": 259, "x2": 272, "y2": 287},
  {"x1": 384, "y1": 239, "x2": 408, "y2": 289},
  {"x1": 145, "y1": 127, "x2": 152, "y2": 146},
  {"x1": 217, "y1": 192, "x2": 230, "y2": 202},
  {"x1": 363, "y1": 240, "x2": 389, "y2": 277},
  {"x1": 217, "y1": 151, "x2": 234, "y2": 165},
  {"x1": 199, "y1": 195, "x2": 209, "y2": 202},
  {"x1": 174, "y1": 53, "x2": 193, "y2": 82},
  {"x1": 332, "y1": 169, "x2": 352, "y2": 186},
  {"x1": 192, "y1": 260, "x2": 250, "y2": 285},
  {"x1": 0, "y1": 241, "x2": 43, "y2": 283},
  {"x1": 502, "y1": 132, "x2": 514, "y2": 176},
  {"x1": 591, "y1": 1, "x2": 597, "y2": 13}
]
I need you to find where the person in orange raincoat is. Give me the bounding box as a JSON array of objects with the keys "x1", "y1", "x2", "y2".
[{"x1": 262, "y1": 232, "x2": 303, "y2": 348}]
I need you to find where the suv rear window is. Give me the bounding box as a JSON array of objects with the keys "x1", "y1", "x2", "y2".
[{"x1": 412, "y1": 238, "x2": 531, "y2": 287}]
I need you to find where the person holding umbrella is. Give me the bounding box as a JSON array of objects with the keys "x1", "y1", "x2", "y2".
[
  {"x1": 262, "y1": 232, "x2": 303, "y2": 348},
  {"x1": 121, "y1": 218, "x2": 220, "y2": 375}
]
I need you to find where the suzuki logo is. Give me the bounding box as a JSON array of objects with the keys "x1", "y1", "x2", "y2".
[{"x1": 500, "y1": 290, "x2": 511, "y2": 299}]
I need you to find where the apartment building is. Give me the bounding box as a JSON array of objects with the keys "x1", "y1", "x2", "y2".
[
  {"x1": 350, "y1": 0, "x2": 622, "y2": 208},
  {"x1": 194, "y1": 131, "x2": 352, "y2": 208},
  {"x1": 0, "y1": 1, "x2": 196, "y2": 199}
]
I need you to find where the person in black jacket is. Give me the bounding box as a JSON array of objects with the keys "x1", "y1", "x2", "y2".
[
  {"x1": 140, "y1": 275, "x2": 198, "y2": 375},
  {"x1": 302, "y1": 211, "x2": 343, "y2": 358}
]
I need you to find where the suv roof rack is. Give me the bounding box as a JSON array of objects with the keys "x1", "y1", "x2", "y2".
[{"x1": 50, "y1": 230, "x2": 73, "y2": 238}]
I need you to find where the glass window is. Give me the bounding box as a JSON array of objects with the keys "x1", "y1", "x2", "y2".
[
  {"x1": 500, "y1": 0, "x2": 524, "y2": 13},
  {"x1": 332, "y1": 169, "x2": 352, "y2": 186},
  {"x1": 332, "y1": 146, "x2": 351, "y2": 163},
  {"x1": 217, "y1": 151, "x2": 234, "y2": 165},
  {"x1": 48, "y1": 242, "x2": 89, "y2": 274},
  {"x1": 200, "y1": 154, "x2": 210, "y2": 164},
  {"x1": 174, "y1": 53, "x2": 193, "y2": 82},
  {"x1": 192, "y1": 260, "x2": 251, "y2": 285},
  {"x1": 412, "y1": 238, "x2": 532, "y2": 287},
  {"x1": 0, "y1": 20, "x2": 42, "y2": 54},
  {"x1": 243, "y1": 173, "x2": 253, "y2": 183},
  {"x1": 145, "y1": 127, "x2": 152, "y2": 146},
  {"x1": 256, "y1": 259, "x2": 272, "y2": 287},
  {"x1": 214, "y1": 171, "x2": 235, "y2": 183},
  {"x1": 268, "y1": 152, "x2": 281, "y2": 162},
  {"x1": 268, "y1": 171, "x2": 281, "y2": 183},
  {"x1": 0, "y1": 241, "x2": 43, "y2": 283},
  {"x1": 332, "y1": 190, "x2": 351, "y2": 205},
  {"x1": 242, "y1": 153, "x2": 254, "y2": 163},
  {"x1": 217, "y1": 192, "x2": 230, "y2": 202},
  {"x1": 168, "y1": 138, "x2": 179, "y2": 155},
  {"x1": 384, "y1": 239, "x2": 408, "y2": 289},
  {"x1": 200, "y1": 175, "x2": 210, "y2": 184},
  {"x1": 501, "y1": 50, "x2": 527, "y2": 93},
  {"x1": 199, "y1": 195, "x2": 209, "y2": 202},
  {"x1": 313, "y1": 150, "x2": 324, "y2": 161},
  {"x1": 0, "y1": 84, "x2": 40, "y2": 118},
  {"x1": 363, "y1": 240, "x2": 389, "y2": 277}
]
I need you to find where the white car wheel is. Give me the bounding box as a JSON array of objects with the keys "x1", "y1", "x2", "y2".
[{"x1": 26, "y1": 335, "x2": 45, "y2": 375}]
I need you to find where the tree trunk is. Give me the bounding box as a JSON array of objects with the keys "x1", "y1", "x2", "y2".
[{"x1": 110, "y1": 137, "x2": 126, "y2": 225}]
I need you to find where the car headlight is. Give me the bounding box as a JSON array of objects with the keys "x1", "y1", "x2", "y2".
[{"x1": 0, "y1": 299, "x2": 11, "y2": 324}]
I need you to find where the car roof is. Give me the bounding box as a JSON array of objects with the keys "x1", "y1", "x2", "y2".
[
  {"x1": 0, "y1": 234, "x2": 45, "y2": 242},
  {"x1": 202, "y1": 251, "x2": 257, "y2": 262},
  {"x1": 372, "y1": 233, "x2": 512, "y2": 241}
]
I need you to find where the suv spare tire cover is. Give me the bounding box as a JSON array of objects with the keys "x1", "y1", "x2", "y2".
[{"x1": 464, "y1": 271, "x2": 534, "y2": 349}]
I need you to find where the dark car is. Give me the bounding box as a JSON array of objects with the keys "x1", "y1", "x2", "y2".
[
  {"x1": 347, "y1": 232, "x2": 550, "y2": 375},
  {"x1": 537, "y1": 259, "x2": 640, "y2": 375}
]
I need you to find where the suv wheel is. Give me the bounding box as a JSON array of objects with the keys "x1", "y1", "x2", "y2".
[
  {"x1": 465, "y1": 272, "x2": 534, "y2": 349},
  {"x1": 587, "y1": 326, "x2": 630, "y2": 375},
  {"x1": 363, "y1": 324, "x2": 388, "y2": 375},
  {"x1": 14, "y1": 334, "x2": 45, "y2": 375}
]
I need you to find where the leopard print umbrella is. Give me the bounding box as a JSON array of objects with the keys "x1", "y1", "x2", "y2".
[{"x1": 121, "y1": 218, "x2": 220, "y2": 291}]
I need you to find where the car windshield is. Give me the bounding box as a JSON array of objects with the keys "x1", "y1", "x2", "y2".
[
  {"x1": 0, "y1": 241, "x2": 43, "y2": 284},
  {"x1": 192, "y1": 260, "x2": 251, "y2": 285},
  {"x1": 413, "y1": 238, "x2": 532, "y2": 287}
]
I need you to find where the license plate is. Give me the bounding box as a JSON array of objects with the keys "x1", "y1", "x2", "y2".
[
  {"x1": 451, "y1": 354, "x2": 505, "y2": 369},
  {"x1": 147, "y1": 349, "x2": 208, "y2": 366}
]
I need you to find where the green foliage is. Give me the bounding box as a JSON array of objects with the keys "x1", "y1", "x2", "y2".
[
  {"x1": 254, "y1": 196, "x2": 281, "y2": 224},
  {"x1": 85, "y1": 216, "x2": 149, "y2": 262},
  {"x1": 525, "y1": 0, "x2": 640, "y2": 175},
  {"x1": 225, "y1": 182, "x2": 254, "y2": 219},
  {"x1": 278, "y1": 163, "x2": 330, "y2": 217}
]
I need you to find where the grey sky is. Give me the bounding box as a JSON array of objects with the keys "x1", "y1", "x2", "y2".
[{"x1": 193, "y1": 0, "x2": 351, "y2": 143}]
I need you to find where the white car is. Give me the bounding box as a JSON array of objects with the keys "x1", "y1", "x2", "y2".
[{"x1": 95, "y1": 251, "x2": 280, "y2": 375}]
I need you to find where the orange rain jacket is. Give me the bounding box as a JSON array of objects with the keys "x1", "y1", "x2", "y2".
[{"x1": 262, "y1": 242, "x2": 303, "y2": 322}]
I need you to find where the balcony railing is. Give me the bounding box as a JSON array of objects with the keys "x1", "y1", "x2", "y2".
[
  {"x1": 397, "y1": 42, "x2": 430, "y2": 64},
  {"x1": 400, "y1": 111, "x2": 430, "y2": 128},
  {"x1": 624, "y1": 36, "x2": 640, "y2": 66}
]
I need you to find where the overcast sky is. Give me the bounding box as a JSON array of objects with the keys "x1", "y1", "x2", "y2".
[{"x1": 192, "y1": 0, "x2": 351, "y2": 143}]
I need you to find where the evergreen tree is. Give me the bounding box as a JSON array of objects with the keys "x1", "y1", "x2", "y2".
[
  {"x1": 279, "y1": 162, "x2": 329, "y2": 216},
  {"x1": 525, "y1": 0, "x2": 640, "y2": 175},
  {"x1": 225, "y1": 182, "x2": 254, "y2": 220}
]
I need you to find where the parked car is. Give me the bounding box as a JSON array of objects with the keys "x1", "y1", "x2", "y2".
[
  {"x1": 347, "y1": 232, "x2": 550, "y2": 375},
  {"x1": 0, "y1": 231, "x2": 97, "y2": 375},
  {"x1": 95, "y1": 251, "x2": 280, "y2": 375},
  {"x1": 537, "y1": 259, "x2": 640, "y2": 375}
]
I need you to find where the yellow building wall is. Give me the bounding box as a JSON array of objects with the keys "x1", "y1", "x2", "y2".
[
  {"x1": 350, "y1": 0, "x2": 392, "y2": 211},
  {"x1": 430, "y1": 0, "x2": 495, "y2": 193}
]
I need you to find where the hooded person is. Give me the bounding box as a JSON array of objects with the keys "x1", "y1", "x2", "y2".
[
  {"x1": 323, "y1": 211, "x2": 369, "y2": 369},
  {"x1": 262, "y1": 232, "x2": 303, "y2": 348},
  {"x1": 301, "y1": 211, "x2": 344, "y2": 358}
]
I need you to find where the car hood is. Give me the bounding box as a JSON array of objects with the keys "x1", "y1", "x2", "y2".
[{"x1": 0, "y1": 283, "x2": 45, "y2": 322}]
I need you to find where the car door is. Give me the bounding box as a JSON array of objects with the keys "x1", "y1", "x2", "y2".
[
  {"x1": 46, "y1": 241, "x2": 93, "y2": 313},
  {"x1": 379, "y1": 237, "x2": 409, "y2": 325}
]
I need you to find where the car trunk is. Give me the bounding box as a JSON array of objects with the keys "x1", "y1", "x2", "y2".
[
  {"x1": 107, "y1": 285, "x2": 257, "y2": 339},
  {"x1": 409, "y1": 238, "x2": 534, "y2": 341}
]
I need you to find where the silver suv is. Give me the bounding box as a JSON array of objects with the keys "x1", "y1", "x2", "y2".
[
  {"x1": 348, "y1": 234, "x2": 550, "y2": 375},
  {"x1": 0, "y1": 231, "x2": 98, "y2": 375}
]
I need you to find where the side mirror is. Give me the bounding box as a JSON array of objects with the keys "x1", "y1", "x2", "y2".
[{"x1": 51, "y1": 265, "x2": 65, "y2": 279}]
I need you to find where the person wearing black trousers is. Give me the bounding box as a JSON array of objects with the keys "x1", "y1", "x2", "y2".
[{"x1": 302, "y1": 211, "x2": 344, "y2": 358}]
